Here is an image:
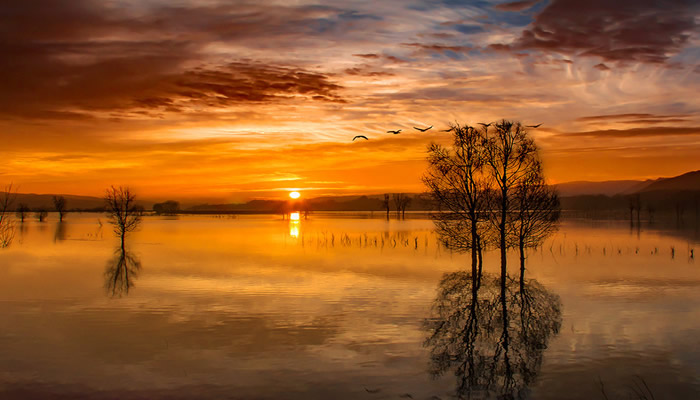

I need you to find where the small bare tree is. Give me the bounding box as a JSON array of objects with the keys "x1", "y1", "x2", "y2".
[
  {"x1": 0, "y1": 183, "x2": 17, "y2": 248},
  {"x1": 36, "y1": 209, "x2": 48, "y2": 222},
  {"x1": 52, "y1": 195, "x2": 67, "y2": 222},
  {"x1": 105, "y1": 186, "x2": 141, "y2": 249},
  {"x1": 16, "y1": 203, "x2": 30, "y2": 222},
  {"x1": 393, "y1": 193, "x2": 411, "y2": 219},
  {"x1": 383, "y1": 194, "x2": 390, "y2": 220}
]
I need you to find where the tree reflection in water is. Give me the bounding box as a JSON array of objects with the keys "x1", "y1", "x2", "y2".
[
  {"x1": 424, "y1": 271, "x2": 561, "y2": 399},
  {"x1": 104, "y1": 247, "x2": 141, "y2": 297}
]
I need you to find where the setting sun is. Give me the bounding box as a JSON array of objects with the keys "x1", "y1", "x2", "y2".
[{"x1": 289, "y1": 191, "x2": 301, "y2": 199}]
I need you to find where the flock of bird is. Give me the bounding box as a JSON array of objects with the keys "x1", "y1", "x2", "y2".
[{"x1": 351, "y1": 123, "x2": 541, "y2": 141}]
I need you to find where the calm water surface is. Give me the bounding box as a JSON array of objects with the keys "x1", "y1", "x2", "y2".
[{"x1": 0, "y1": 213, "x2": 698, "y2": 399}]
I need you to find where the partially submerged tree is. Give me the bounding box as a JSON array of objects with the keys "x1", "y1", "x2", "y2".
[
  {"x1": 382, "y1": 194, "x2": 390, "y2": 220},
  {"x1": 0, "y1": 184, "x2": 17, "y2": 248},
  {"x1": 52, "y1": 195, "x2": 67, "y2": 222},
  {"x1": 423, "y1": 123, "x2": 489, "y2": 282},
  {"x1": 104, "y1": 186, "x2": 141, "y2": 249},
  {"x1": 393, "y1": 193, "x2": 411, "y2": 219},
  {"x1": 16, "y1": 203, "x2": 30, "y2": 222},
  {"x1": 484, "y1": 120, "x2": 540, "y2": 284},
  {"x1": 35, "y1": 209, "x2": 48, "y2": 222},
  {"x1": 511, "y1": 160, "x2": 560, "y2": 286},
  {"x1": 425, "y1": 120, "x2": 559, "y2": 284}
]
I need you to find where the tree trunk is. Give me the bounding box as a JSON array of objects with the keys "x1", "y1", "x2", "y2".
[
  {"x1": 500, "y1": 187, "x2": 507, "y2": 288},
  {"x1": 519, "y1": 240, "x2": 525, "y2": 293},
  {"x1": 470, "y1": 217, "x2": 478, "y2": 278}
]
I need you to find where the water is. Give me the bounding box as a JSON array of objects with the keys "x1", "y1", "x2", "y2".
[{"x1": 0, "y1": 213, "x2": 698, "y2": 399}]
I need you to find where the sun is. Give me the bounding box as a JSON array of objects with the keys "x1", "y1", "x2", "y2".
[{"x1": 289, "y1": 191, "x2": 301, "y2": 199}]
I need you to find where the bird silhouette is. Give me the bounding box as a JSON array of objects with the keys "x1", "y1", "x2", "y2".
[
  {"x1": 387, "y1": 129, "x2": 402, "y2": 134},
  {"x1": 526, "y1": 123, "x2": 543, "y2": 128},
  {"x1": 441, "y1": 127, "x2": 455, "y2": 132},
  {"x1": 352, "y1": 135, "x2": 369, "y2": 141},
  {"x1": 413, "y1": 125, "x2": 433, "y2": 132},
  {"x1": 478, "y1": 122, "x2": 492, "y2": 128}
]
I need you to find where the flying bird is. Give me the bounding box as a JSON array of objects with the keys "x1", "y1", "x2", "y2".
[
  {"x1": 413, "y1": 125, "x2": 433, "y2": 132},
  {"x1": 387, "y1": 129, "x2": 402, "y2": 134},
  {"x1": 352, "y1": 135, "x2": 369, "y2": 141},
  {"x1": 526, "y1": 123, "x2": 543, "y2": 128},
  {"x1": 478, "y1": 122, "x2": 492, "y2": 128},
  {"x1": 441, "y1": 127, "x2": 455, "y2": 132}
]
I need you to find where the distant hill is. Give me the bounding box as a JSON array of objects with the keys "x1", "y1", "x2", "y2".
[
  {"x1": 554, "y1": 180, "x2": 649, "y2": 197},
  {"x1": 638, "y1": 170, "x2": 700, "y2": 192}
]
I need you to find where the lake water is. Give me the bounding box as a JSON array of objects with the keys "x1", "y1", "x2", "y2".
[{"x1": 0, "y1": 213, "x2": 698, "y2": 399}]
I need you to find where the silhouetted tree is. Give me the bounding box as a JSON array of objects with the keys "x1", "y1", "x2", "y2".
[
  {"x1": 104, "y1": 247, "x2": 141, "y2": 297},
  {"x1": 35, "y1": 209, "x2": 48, "y2": 222},
  {"x1": 16, "y1": 203, "x2": 30, "y2": 222},
  {"x1": 511, "y1": 161, "x2": 560, "y2": 286},
  {"x1": 483, "y1": 120, "x2": 539, "y2": 285},
  {"x1": 104, "y1": 186, "x2": 141, "y2": 249},
  {"x1": 383, "y1": 194, "x2": 391, "y2": 220},
  {"x1": 393, "y1": 193, "x2": 411, "y2": 219},
  {"x1": 0, "y1": 183, "x2": 17, "y2": 248},
  {"x1": 424, "y1": 271, "x2": 561, "y2": 399},
  {"x1": 153, "y1": 200, "x2": 180, "y2": 215},
  {"x1": 52, "y1": 195, "x2": 67, "y2": 221},
  {"x1": 424, "y1": 123, "x2": 489, "y2": 282}
]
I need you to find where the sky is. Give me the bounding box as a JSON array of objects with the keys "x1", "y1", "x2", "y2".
[{"x1": 1, "y1": 0, "x2": 699, "y2": 202}]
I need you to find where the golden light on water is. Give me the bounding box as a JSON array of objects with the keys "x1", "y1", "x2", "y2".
[
  {"x1": 290, "y1": 212, "x2": 300, "y2": 221},
  {"x1": 289, "y1": 191, "x2": 301, "y2": 199}
]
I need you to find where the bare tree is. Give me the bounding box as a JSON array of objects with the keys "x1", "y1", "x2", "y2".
[
  {"x1": 510, "y1": 160, "x2": 560, "y2": 286},
  {"x1": 382, "y1": 194, "x2": 390, "y2": 220},
  {"x1": 16, "y1": 203, "x2": 30, "y2": 222},
  {"x1": 423, "y1": 123, "x2": 489, "y2": 281},
  {"x1": 392, "y1": 193, "x2": 411, "y2": 219},
  {"x1": 0, "y1": 183, "x2": 17, "y2": 248},
  {"x1": 36, "y1": 209, "x2": 48, "y2": 222},
  {"x1": 52, "y1": 195, "x2": 68, "y2": 221},
  {"x1": 104, "y1": 186, "x2": 141, "y2": 249},
  {"x1": 483, "y1": 120, "x2": 539, "y2": 284}
]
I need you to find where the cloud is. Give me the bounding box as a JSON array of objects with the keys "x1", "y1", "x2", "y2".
[
  {"x1": 493, "y1": 0, "x2": 541, "y2": 12},
  {"x1": 493, "y1": 0, "x2": 700, "y2": 63},
  {"x1": 593, "y1": 63, "x2": 610, "y2": 71},
  {"x1": 563, "y1": 126, "x2": 700, "y2": 138}
]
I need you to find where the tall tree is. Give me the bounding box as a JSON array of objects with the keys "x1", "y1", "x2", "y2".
[
  {"x1": 423, "y1": 123, "x2": 489, "y2": 281},
  {"x1": 510, "y1": 161, "x2": 560, "y2": 288},
  {"x1": 483, "y1": 120, "x2": 539, "y2": 285},
  {"x1": 104, "y1": 186, "x2": 141, "y2": 249}
]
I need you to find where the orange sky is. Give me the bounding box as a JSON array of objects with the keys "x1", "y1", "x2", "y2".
[{"x1": 1, "y1": 0, "x2": 699, "y2": 202}]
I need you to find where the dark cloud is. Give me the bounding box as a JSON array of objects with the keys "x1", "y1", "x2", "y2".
[
  {"x1": 594, "y1": 63, "x2": 610, "y2": 71},
  {"x1": 576, "y1": 113, "x2": 689, "y2": 122},
  {"x1": 353, "y1": 54, "x2": 381, "y2": 59},
  {"x1": 564, "y1": 126, "x2": 700, "y2": 138},
  {"x1": 494, "y1": 0, "x2": 700, "y2": 63},
  {"x1": 0, "y1": 1, "x2": 351, "y2": 120},
  {"x1": 401, "y1": 42, "x2": 473, "y2": 55},
  {"x1": 344, "y1": 67, "x2": 395, "y2": 77},
  {"x1": 493, "y1": 0, "x2": 541, "y2": 12}
]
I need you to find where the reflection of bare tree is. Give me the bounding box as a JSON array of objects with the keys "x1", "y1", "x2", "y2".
[
  {"x1": 424, "y1": 271, "x2": 561, "y2": 399},
  {"x1": 104, "y1": 247, "x2": 142, "y2": 298},
  {"x1": 53, "y1": 221, "x2": 67, "y2": 242}
]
